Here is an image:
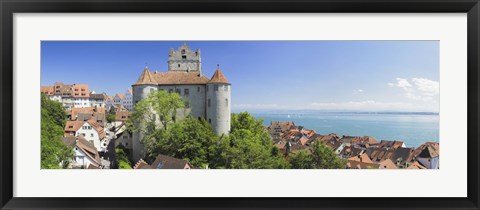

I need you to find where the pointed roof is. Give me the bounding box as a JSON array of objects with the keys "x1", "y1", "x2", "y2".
[
  {"x1": 209, "y1": 68, "x2": 229, "y2": 84},
  {"x1": 134, "y1": 66, "x2": 156, "y2": 85}
]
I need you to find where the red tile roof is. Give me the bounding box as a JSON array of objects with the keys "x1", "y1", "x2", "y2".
[
  {"x1": 41, "y1": 86, "x2": 54, "y2": 96},
  {"x1": 134, "y1": 68, "x2": 210, "y2": 85},
  {"x1": 134, "y1": 67, "x2": 156, "y2": 85},
  {"x1": 208, "y1": 68, "x2": 229, "y2": 84}
]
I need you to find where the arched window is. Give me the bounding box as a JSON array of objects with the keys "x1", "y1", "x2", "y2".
[{"x1": 181, "y1": 49, "x2": 185, "y2": 54}]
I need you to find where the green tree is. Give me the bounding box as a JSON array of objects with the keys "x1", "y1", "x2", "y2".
[
  {"x1": 310, "y1": 141, "x2": 346, "y2": 169},
  {"x1": 128, "y1": 95, "x2": 290, "y2": 169},
  {"x1": 106, "y1": 112, "x2": 116, "y2": 123},
  {"x1": 128, "y1": 90, "x2": 187, "y2": 162},
  {"x1": 288, "y1": 141, "x2": 345, "y2": 169},
  {"x1": 150, "y1": 116, "x2": 219, "y2": 168},
  {"x1": 115, "y1": 148, "x2": 132, "y2": 169},
  {"x1": 220, "y1": 112, "x2": 289, "y2": 169},
  {"x1": 41, "y1": 94, "x2": 74, "y2": 169},
  {"x1": 41, "y1": 93, "x2": 67, "y2": 127},
  {"x1": 130, "y1": 90, "x2": 184, "y2": 132},
  {"x1": 289, "y1": 150, "x2": 313, "y2": 169}
]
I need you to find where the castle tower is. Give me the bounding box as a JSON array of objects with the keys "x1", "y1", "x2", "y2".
[
  {"x1": 131, "y1": 66, "x2": 158, "y2": 162},
  {"x1": 206, "y1": 66, "x2": 231, "y2": 135},
  {"x1": 168, "y1": 42, "x2": 202, "y2": 73}
]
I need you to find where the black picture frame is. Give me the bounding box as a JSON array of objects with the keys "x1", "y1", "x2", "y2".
[{"x1": 1, "y1": 0, "x2": 479, "y2": 209}]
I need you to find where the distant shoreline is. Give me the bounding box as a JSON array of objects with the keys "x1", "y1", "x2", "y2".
[{"x1": 233, "y1": 110, "x2": 439, "y2": 115}]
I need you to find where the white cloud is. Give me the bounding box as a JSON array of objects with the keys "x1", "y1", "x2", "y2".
[
  {"x1": 389, "y1": 77, "x2": 439, "y2": 101},
  {"x1": 353, "y1": 89, "x2": 364, "y2": 94},
  {"x1": 412, "y1": 78, "x2": 439, "y2": 96},
  {"x1": 395, "y1": 78, "x2": 412, "y2": 91}
]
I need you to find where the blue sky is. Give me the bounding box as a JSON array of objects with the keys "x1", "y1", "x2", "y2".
[{"x1": 41, "y1": 41, "x2": 439, "y2": 112}]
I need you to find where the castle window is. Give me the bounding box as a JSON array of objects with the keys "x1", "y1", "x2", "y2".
[
  {"x1": 208, "y1": 99, "x2": 211, "y2": 107},
  {"x1": 198, "y1": 117, "x2": 201, "y2": 121},
  {"x1": 197, "y1": 87, "x2": 200, "y2": 92},
  {"x1": 172, "y1": 116, "x2": 176, "y2": 122},
  {"x1": 209, "y1": 118, "x2": 211, "y2": 123},
  {"x1": 178, "y1": 64, "x2": 180, "y2": 67},
  {"x1": 225, "y1": 98, "x2": 228, "y2": 107},
  {"x1": 181, "y1": 49, "x2": 185, "y2": 54},
  {"x1": 214, "y1": 85, "x2": 218, "y2": 91},
  {"x1": 182, "y1": 55, "x2": 187, "y2": 60},
  {"x1": 224, "y1": 86, "x2": 228, "y2": 91},
  {"x1": 169, "y1": 89, "x2": 173, "y2": 93},
  {"x1": 184, "y1": 89, "x2": 189, "y2": 95}
]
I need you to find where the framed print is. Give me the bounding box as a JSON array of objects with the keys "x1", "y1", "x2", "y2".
[{"x1": 1, "y1": 0, "x2": 479, "y2": 209}]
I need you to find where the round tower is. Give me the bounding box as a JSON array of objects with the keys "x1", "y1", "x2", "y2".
[
  {"x1": 206, "y1": 66, "x2": 231, "y2": 135},
  {"x1": 131, "y1": 66, "x2": 158, "y2": 162}
]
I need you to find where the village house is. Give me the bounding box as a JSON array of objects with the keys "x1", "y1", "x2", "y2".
[
  {"x1": 69, "y1": 107, "x2": 106, "y2": 127},
  {"x1": 379, "y1": 159, "x2": 398, "y2": 169},
  {"x1": 133, "y1": 154, "x2": 193, "y2": 169},
  {"x1": 306, "y1": 133, "x2": 340, "y2": 146},
  {"x1": 105, "y1": 96, "x2": 115, "y2": 111},
  {"x1": 115, "y1": 130, "x2": 133, "y2": 151},
  {"x1": 89, "y1": 92, "x2": 108, "y2": 108},
  {"x1": 115, "y1": 110, "x2": 130, "y2": 122},
  {"x1": 41, "y1": 82, "x2": 91, "y2": 110},
  {"x1": 340, "y1": 135, "x2": 378, "y2": 145},
  {"x1": 64, "y1": 118, "x2": 107, "y2": 152},
  {"x1": 407, "y1": 161, "x2": 427, "y2": 169},
  {"x1": 415, "y1": 143, "x2": 440, "y2": 169},
  {"x1": 113, "y1": 93, "x2": 124, "y2": 107},
  {"x1": 268, "y1": 121, "x2": 296, "y2": 139},
  {"x1": 122, "y1": 88, "x2": 133, "y2": 111},
  {"x1": 133, "y1": 159, "x2": 152, "y2": 169},
  {"x1": 63, "y1": 136, "x2": 102, "y2": 169}
]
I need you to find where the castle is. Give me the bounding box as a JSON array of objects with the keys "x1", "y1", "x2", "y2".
[{"x1": 131, "y1": 43, "x2": 231, "y2": 162}]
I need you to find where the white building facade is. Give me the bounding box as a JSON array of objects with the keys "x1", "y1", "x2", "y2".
[{"x1": 122, "y1": 89, "x2": 133, "y2": 111}]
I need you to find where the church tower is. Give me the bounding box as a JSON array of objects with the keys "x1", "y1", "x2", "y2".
[{"x1": 167, "y1": 42, "x2": 202, "y2": 73}]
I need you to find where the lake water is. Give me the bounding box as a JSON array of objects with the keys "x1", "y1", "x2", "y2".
[{"x1": 249, "y1": 112, "x2": 439, "y2": 148}]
